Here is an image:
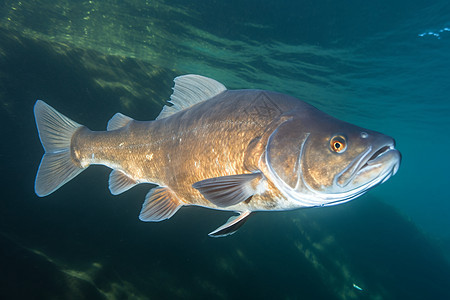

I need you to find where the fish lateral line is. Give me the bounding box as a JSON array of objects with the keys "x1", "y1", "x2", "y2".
[{"x1": 33, "y1": 74, "x2": 401, "y2": 237}]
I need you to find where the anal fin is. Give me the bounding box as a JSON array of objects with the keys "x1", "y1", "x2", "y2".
[
  {"x1": 139, "y1": 187, "x2": 182, "y2": 222},
  {"x1": 209, "y1": 211, "x2": 251, "y2": 238},
  {"x1": 109, "y1": 169, "x2": 138, "y2": 195}
]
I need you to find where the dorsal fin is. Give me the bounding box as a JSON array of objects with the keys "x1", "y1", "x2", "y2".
[
  {"x1": 156, "y1": 74, "x2": 227, "y2": 120},
  {"x1": 107, "y1": 113, "x2": 133, "y2": 131}
]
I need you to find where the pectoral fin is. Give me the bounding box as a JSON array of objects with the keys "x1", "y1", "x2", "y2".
[
  {"x1": 209, "y1": 211, "x2": 251, "y2": 237},
  {"x1": 192, "y1": 173, "x2": 262, "y2": 207}
]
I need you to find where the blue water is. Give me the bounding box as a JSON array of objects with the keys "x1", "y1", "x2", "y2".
[{"x1": 1, "y1": 0, "x2": 450, "y2": 299}]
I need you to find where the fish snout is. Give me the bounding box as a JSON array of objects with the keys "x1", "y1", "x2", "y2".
[{"x1": 336, "y1": 134, "x2": 401, "y2": 189}]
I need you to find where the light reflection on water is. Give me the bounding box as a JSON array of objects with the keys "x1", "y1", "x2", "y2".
[{"x1": 0, "y1": 1, "x2": 450, "y2": 298}]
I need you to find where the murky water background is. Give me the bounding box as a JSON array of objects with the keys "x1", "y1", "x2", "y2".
[{"x1": 1, "y1": 1, "x2": 449, "y2": 299}]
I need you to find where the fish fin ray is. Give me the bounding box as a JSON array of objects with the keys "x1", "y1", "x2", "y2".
[
  {"x1": 107, "y1": 113, "x2": 133, "y2": 131},
  {"x1": 192, "y1": 173, "x2": 262, "y2": 207},
  {"x1": 108, "y1": 170, "x2": 138, "y2": 195},
  {"x1": 139, "y1": 187, "x2": 182, "y2": 222},
  {"x1": 34, "y1": 100, "x2": 85, "y2": 196},
  {"x1": 209, "y1": 211, "x2": 251, "y2": 237},
  {"x1": 35, "y1": 151, "x2": 84, "y2": 197},
  {"x1": 34, "y1": 100, "x2": 82, "y2": 152},
  {"x1": 156, "y1": 74, "x2": 227, "y2": 120}
]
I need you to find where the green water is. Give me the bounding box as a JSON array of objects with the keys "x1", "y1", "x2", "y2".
[{"x1": 1, "y1": 0, "x2": 450, "y2": 299}]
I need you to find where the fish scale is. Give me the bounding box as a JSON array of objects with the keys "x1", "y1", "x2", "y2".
[{"x1": 34, "y1": 74, "x2": 401, "y2": 237}]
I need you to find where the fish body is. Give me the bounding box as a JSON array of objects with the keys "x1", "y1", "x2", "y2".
[{"x1": 34, "y1": 75, "x2": 401, "y2": 236}]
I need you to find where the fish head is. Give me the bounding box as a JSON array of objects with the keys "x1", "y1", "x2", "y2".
[{"x1": 265, "y1": 107, "x2": 401, "y2": 207}]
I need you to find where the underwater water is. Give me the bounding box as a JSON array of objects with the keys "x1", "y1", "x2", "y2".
[{"x1": 0, "y1": 0, "x2": 449, "y2": 299}]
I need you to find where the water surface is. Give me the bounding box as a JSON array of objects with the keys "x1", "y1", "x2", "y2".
[{"x1": 1, "y1": 1, "x2": 449, "y2": 299}]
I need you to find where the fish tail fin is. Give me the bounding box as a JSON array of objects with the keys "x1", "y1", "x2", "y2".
[{"x1": 34, "y1": 100, "x2": 86, "y2": 197}]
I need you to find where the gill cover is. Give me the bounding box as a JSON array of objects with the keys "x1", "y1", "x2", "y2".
[
  {"x1": 265, "y1": 118, "x2": 309, "y2": 191},
  {"x1": 265, "y1": 107, "x2": 400, "y2": 208}
]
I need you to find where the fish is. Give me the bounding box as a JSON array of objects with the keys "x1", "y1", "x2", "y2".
[{"x1": 34, "y1": 74, "x2": 401, "y2": 237}]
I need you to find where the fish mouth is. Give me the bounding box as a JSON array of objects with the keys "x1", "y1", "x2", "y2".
[
  {"x1": 360, "y1": 145, "x2": 395, "y2": 170},
  {"x1": 336, "y1": 143, "x2": 401, "y2": 189},
  {"x1": 358, "y1": 144, "x2": 401, "y2": 176}
]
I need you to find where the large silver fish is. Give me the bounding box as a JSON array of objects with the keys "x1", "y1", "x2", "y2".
[{"x1": 34, "y1": 75, "x2": 401, "y2": 237}]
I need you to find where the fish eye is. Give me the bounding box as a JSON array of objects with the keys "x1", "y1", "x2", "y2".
[{"x1": 330, "y1": 135, "x2": 347, "y2": 153}]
